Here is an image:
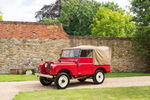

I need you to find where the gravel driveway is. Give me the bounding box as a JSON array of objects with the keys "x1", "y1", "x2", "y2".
[{"x1": 0, "y1": 76, "x2": 150, "y2": 100}]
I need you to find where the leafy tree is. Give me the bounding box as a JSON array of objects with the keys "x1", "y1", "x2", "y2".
[
  {"x1": 90, "y1": 7, "x2": 135, "y2": 37},
  {"x1": 56, "y1": 0, "x2": 101, "y2": 36},
  {"x1": 101, "y1": 2, "x2": 121, "y2": 11},
  {"x1": 36, "y1": 0, "x2": 100, "y2": 36},
  {"x1": 0, "y1": 11, "x2": 3, "y2": 21},
  {"x1": 36, "y1": 0, "x2": 122, "y2": 36},
  {"x1": 43, "y1": 18, "x2": 59, "y2": 23},
  {"x1": 35, "y1": 0, "x2": 89, "y2": 22},
  {"x1": 131, "y1": 0, "x2": 150, "y2": 57}
]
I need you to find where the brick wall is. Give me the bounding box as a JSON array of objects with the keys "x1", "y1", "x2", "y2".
[
  {"x1": 0, "y1": 21, "x2": 69, "y2": 39},
  {"x1": 0, "y1": 21, "x2": 149, "y2": 73}
]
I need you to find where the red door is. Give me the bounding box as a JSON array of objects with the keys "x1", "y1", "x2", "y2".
[{"x1": 77, "y1": 57, "x2": 93, "y2": 75}]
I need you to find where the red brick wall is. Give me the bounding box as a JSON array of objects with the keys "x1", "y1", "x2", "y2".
[{"x1": 0, "y1": 21, "x2": 69, "y2": 39}]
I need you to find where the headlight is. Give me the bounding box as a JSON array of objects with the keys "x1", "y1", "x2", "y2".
[{"x1": 45, "y1": 63, "x2": 48, "y2": 68}]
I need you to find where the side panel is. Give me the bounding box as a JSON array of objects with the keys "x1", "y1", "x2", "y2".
[
  {"x1": 92, "y1": 65, "x2": 111, "y2": 74},
  {"x1": 78, "y1": 58, "x2": 93, "y2": 75}
]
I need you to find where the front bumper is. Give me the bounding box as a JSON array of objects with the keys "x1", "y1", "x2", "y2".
[{"x1": 35, "y1": 73, "x2": 54, "y2": 78}]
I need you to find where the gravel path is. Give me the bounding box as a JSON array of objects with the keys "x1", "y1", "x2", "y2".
[{"x1": 0, "y1": 76, "x2": 150, "y2": 100}]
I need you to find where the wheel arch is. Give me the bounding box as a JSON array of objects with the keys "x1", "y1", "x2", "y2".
[
  {"x1": 95, "y1": 67, "x2": 106, "y2": 73},
  {"x1": 57, "y1": 69, "x2": 73, "y2": 79}
]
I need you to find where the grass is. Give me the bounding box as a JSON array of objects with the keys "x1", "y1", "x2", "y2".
[
  {"x1": 105, "y1": 72, "x2": 150, "y2": 77},
  {"x1": 0, "y1": 72, "x2": 150, "y2": 82},
  {"x1": 13, "y1": 86, "x2": 150, "y2": 100},
  {"x1": 0, "y1": 74, "x2": 38, "y2": 82}
]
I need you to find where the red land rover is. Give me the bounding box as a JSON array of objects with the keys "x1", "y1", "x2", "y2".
[{"x1": 35, "y1": 45, "x2": 111, "y2": 89}]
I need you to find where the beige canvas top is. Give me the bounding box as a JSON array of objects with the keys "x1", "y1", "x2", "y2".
[{"x1": 74, "y1": 45, "x2": 111, "y2": 65}]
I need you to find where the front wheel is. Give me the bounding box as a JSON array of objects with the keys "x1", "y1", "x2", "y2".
[
  {"x1": 93, "y1": 70, "x2": 105, "y2": 84},
  {"x1": 40, "y1": 77, "x2": 53, "y2": 86},
  {"x1": 54, "y1": 72, "x2": 70, "y2": 89}
]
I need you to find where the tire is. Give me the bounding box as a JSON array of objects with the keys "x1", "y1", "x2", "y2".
[
  {"x1": 54, "y1": 72, "x2": 70, "y2": 89},
  {"x1": 93, "y1": 70, "x2": 105, "y2": 84},
  {"x1": 78, "y1": 78, "x2": 86, "y2": 82},
  {"x1": 40, "y1": 77, "x2": 53, "y2": 86}
]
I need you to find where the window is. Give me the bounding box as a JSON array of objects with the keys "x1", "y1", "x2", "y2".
[
  {"x1": 80, "y1": 50, "x2": 93, "y2": 57},
  {"x1": 61, "y1": 49, "x2": 79, "y2": 57}
]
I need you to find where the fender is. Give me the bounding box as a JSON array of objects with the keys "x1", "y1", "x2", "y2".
[
  {"x1": 93, "y1": 65, "x2": 110, "y2": 73},
  {"x1": 53, "y1": 68, "x2": 74, "y2": 76}
]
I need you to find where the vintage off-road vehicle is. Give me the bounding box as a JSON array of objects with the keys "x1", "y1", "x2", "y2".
[{"x1": 35, "y1": 45, "x2": 111, "y2": 89}]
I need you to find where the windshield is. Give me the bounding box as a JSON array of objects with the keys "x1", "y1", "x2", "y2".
[{"x1": 61, "y1": 49, "x2": 79, "y2": 57}]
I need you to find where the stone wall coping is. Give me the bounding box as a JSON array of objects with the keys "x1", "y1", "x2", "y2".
[
  {"x1": 69, "y1": 36, "x2": 131, "y2": 40},
  {"x1": 0, "y1": 36, "x2": 131, "y2": 40}
]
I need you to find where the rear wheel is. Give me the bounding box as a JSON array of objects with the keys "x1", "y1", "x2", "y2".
[
  {"x1": 40, "y1": 77, "x2": 53, "y2": 86},
  {"x1": 93, "y1": 70, "x2": 105, "y2": 84},
  {"x1": 78, "y1": 78, "x2": 86, "y2": 82},
  {"x1": 54, "y1": 72, "x2": 70, "y2": 89}
]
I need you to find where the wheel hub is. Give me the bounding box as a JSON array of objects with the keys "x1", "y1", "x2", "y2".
[
  {"x1": 58, "y1": 75, "x2": 68, "y2": 88},
  {"x1": 62, "y1": 80, "x2": 65, "y2": 83},
  {"x1": 96, "y1": 72, "x2": 104, "y2": 82}
]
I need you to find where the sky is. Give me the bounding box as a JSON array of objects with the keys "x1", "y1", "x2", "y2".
[{"x1": 0, "y1": 0, "x2": 131, "y2": 22}]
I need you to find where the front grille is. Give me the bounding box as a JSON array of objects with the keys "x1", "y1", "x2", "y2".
[{"x1": 46, "y1": 62, "x2": 51, "y2": 73}]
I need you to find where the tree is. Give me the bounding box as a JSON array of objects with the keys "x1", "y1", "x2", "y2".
[
  {"x1": 56, "y1": 0, "x2": 101, "y2": 36},
  {"x1": 0, "y1": 11, "x2": 3, "y2": 21},
  {"x1": 36, "y1": 0, "x2": 122, "y2": 36},
  {"x1": 101, "y1": 2, "x2": 121, "y2": 11},
  {"x1": 35, "y1": 0, "x2": 61, "y2": 21},
  {"x1": 130, "y1": 0, "x2": 150, "y2": 57},
  {"x1": 36, "y1": 0, "x2": 100, "y2": 36},
  {"x1": 35, "y1": 0, "x2": 89, "y2": 22},
  {"x1": 90, "y1": 7, "x2": 135, "y2": 37},
  {"x1": 43, "y1": 18, "x2": 59, "y2": 23}
]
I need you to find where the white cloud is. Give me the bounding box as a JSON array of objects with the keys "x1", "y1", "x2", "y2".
[
  {"x1": 0, "y1": 0, "x2": 56, "y2": 22},
  {"x1": 0, "y1": 0, "x2": 130, "y2": 22}
]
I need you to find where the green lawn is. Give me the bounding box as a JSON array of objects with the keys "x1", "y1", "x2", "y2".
[
  {"x1": 0, "y1": 74, "x2": 38, "y2": 82},
  {"x1": 13, "y1": 86, "x2": 150, "y2": 100},
  {"x1": 106, "y1": 72, "x2": 150, "y2": 77},
  {"x1": 0, "y1": 72, "x2": 150, "y2": 82}
]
